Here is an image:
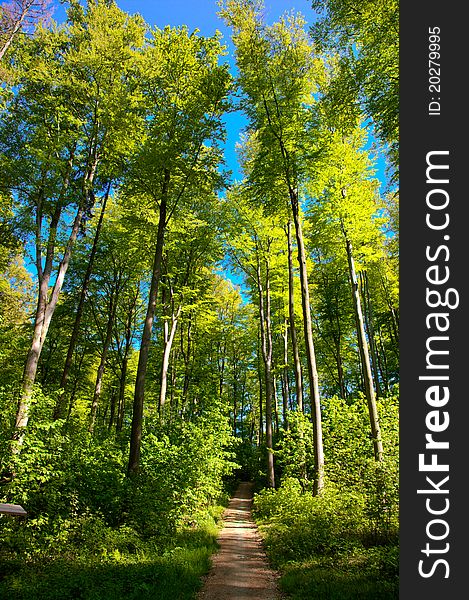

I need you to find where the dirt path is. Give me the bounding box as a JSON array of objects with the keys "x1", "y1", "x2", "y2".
[{"x1": 197, "y1": 481, "x2": 283, "y2": 600}]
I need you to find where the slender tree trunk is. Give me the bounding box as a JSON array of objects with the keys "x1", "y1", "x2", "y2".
[
  {"x1": 286, "y1": 221, "x2": 303, "y2": 412},
  {"x1": 290, "y1": 193, "x2": 324, "y2": 494},
  {"x1": 55, "y1": 184, "x2": 111, "y2": 418},
  {"x1": 116, "y1": 354, "x2": 128, "y2": 432},
  {"x1": 273, "y1": 375, "x2": 280, "y2": 435},
  {"x1": 108, "y1": 388, "x2": 117, "y2": 430},
  {"x1": 128, "y1": 171, "x2": 169, "y2": 476},
  {"x1": 344, "y1": 230, "x2": 383, "y2": 461},
  {"x1": 256, "y1": 249, "x2": 275, "y2": 488},
  {"x1": 0, "y1": 2, "x2": 30, "y2": 61},
  {"x1": 181, "y1": 315, "x2": 193, "y2": 404},
  {"x1": 335, "y1": 342, "x2": 347, "y2": 400},
  {"x1": 379, "y1": 269, "x2": 399, "y2": 347},
  {"x1": 116, "y1": 286, "x2": 139, "y2": 432},
  {"x1": 257, "y1": 331, "x2": 263, "y2": 445},
  {"x1": 13, "y1": 152, "x2": 97, "y2": 449},
  {"x1": 159, "y1": 305, "x2": 181, "y2": 416},
  {"x1": 218, "y1": 338, "x2": 227, "y2": 398},
  {"x1": 170, "y1": 352, "x2": 178, "y2": 421},
  {"x1": 14, "y1": 200, "x2": 86, "y2": 446},
  {"x1": 233, "y1": 376, "x2": 237, "y2": 436},
  {"x1": 89, "y1": 287, "x2": 118, "y2": 433},
  {"x1": 282, "y1": 318, "x2": 290, "y2": 429},
  {"x1": 360, "y1": 271, "x2": 382, "y2": 398},
  {"x1": 377, "y1": 326, "x2": 391, "y2": 394}
]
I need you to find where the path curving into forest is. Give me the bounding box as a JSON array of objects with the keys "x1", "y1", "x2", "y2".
[{"x1": 197, "y1": 481, "x2": 283, "y2": 600}]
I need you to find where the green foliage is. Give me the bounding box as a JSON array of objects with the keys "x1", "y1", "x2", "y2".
[
  {"x1": 279, "y1": 547, "x2": 398, "y2": 600},
  {"x1": 253, "y1": 393, "x2": 399, "y2": 598},
  {"x1": 0, "y1": 386, "x2": 236, "y2": 599},
  {"x1": 253, "y1": 473, "x2": 398, "y2": 598},
  {"x1": 129, "y1": 408, "x2": 238, "y2": 541},
  {"x1": 0, "y1": 2, "x2": 399, "y2": 598},
  {"x1": 275, "y1": 410, "x2": 315, "y2": 483},
  {"x1": 311, "y1": 0, "x2": 399, "y2": 176}
]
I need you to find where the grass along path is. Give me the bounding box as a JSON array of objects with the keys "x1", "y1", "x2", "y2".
[{"x1": 197, "y1": 481, "x2": 282, "y2": 600}]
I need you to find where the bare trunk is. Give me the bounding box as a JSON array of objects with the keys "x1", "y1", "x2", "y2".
[
  {"x1": 127, "y1": 172, "x2": 169, "y2": 476},
  {"x1": 257, "y1": 333, "x2": 263, "y2": 446},
  {"x1": 14, "y1": 198, "x2": 85, "y2": 447},
  {"x1": 233, "y1": 377, "x2": 237, "y2": 436},
  {"x1": 14, "y1": 281, "x2": 48, "y2": 440},
  {"x1": 290, "y1": 193, "x2": 324, "y2": 495},
  {"x1": 116, "y1": 354, "x2": 128, "y2": 432},
  {"x1": 286, "y1": 221, "x2": 304, "y2": 412},
  {"x1": 256, "y1": 250, "x2": 275, "y2": 488},
  {"x1": 108, "y1": 388, "x2": 117, "y2": 430},
  {"x1": 360, "y1": 271, "x2": 382, "y2": 398},
  {"x1": 0, "y1": 5, "x2": 28, "y2": 61},
  {"x1": 56, "y1": 185, "x2": 111, "y2": 418},
  {"x1": 282, "y1": 318, "x2": 290, "y2": 429},
  {"x1": 158, "y1": 305, "x2": 181, "y2": 416},
  {"x1": 89, "y1": 287, "x2": 118, "y2": 433},
  {"x1": 273, "y1": 375, "x2": 279, "y2": 435},
  {"x1": 345, "y1": 235, "x2": 383, "y2": 461},
  {"x1": 336, "y1": 345, "x2": 347, "y2": 400},
  {"x1": 181, "y1": 315, "x2": 193, "y2": 405}
]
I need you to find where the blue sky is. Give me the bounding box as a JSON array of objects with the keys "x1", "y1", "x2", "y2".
[
  {"x1": 50, "y1": 1, "x2": 389, "y2": 189},
  {"x1": 51, "y1": 0, "x2": 319, "y2": 182},
  {"x1": 52, "y1": 1, "x2": 317, "y2": 36},
  {"x1": 49, "y1": 1, "x2": 390, "y2": 187}
]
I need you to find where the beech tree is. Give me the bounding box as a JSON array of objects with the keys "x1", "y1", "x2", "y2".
[
  {"x1": 307, "y1": 125, "x2": 386, "y2": 460},
  {"x1": 221, "y1": 0, "x2": 326, "y2": 493},
  {"x1": 311, "y1": 0, "x2": 399, "y2": 174},
  {"x1": 123, "y1": 25, "x2": 231, "y2": 475},
  {"x1": 0, "y1": 0, "x2": 146, "y2": 449},
  {"x1": 225, "y1": 181, "x2": 298, "y2": 488}
]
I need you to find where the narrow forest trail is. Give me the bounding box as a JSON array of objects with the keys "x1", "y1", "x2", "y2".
[{"x1": 197, "y1": 482, "x2": 283, "y2": 600}]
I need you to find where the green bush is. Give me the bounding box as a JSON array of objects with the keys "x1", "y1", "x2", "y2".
[
  {"x1": 252, "y1": 394, "x2": 399, "y2": 599},
  {"x1": 0, "y1": 389, "x2": 236, "y2": 599}
]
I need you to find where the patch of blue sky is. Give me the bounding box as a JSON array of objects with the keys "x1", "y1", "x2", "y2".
[{"x1": 44, "y1": 1, "x2": 392, "y2": 298}]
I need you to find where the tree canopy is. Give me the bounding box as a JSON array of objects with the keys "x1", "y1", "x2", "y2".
[{"x1": 0, "y1": 2, "x2": 399, "y2": 598}]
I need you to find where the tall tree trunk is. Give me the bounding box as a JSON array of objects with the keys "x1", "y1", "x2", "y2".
[
  {"x1": 181, "y1": 314, "x2": 193, "y2": 405},
  {"x1": 15, "y1": 203, "x2": 86, "y2": 446},
  {"x1": 257, "y1": 331, "x2": 263, "y2": 445},
  {"x1": 360, "y1": 271, "x2": 382, "y2": 398},
  {"x1": 290, "y1": 193, "x2": 324, "y2": 494},
  {"x1": 377, "y1": 326, "x2": 391, "y2": 395},
  {"x1": 117, "y1": 354, "x2": 128, "y2": 433},
  {"x1": 233, "y1": 375, "x2": 237, "y2": 436},
  {"x1": 256, "y1": 248, "x2": 275, "y2": 488},
  {"x1": 0, "y1": 2, "x2": 30, "y2": 61},
  {"x1": 13, "y1": 153, "x2": 97, "y2": 449},
  {"x1": 55, "y1": 184, "x2": 111, "y2": 418},
  {"x1": 127, "y1": 171, "x2": 169, "y2": 476},
  {"x1": 89, "y1": 286, "x2": 118, "y2": 433},
  {"x1": 282, "y1": 317, "x2": 290, "y2": 429},
  {"x1": 343, "y1": 222, "x2": 383, "y2": 461},
  {"x1": 335, "y1": 342, "x2": 347, "y2": 400},
  {"x1": 159, "y1": 305, "x2": 181, "y2": 416},
  {"x1": 379, "y1": 269, "x2": 399, "y2": 347},
  {"x1": 108, "y1": 388, "x2": 117, "y2": 430},
  {"x1": 273, "y1": 375, "x2": 280, "y2": 435},
  {"x1": 286, "y1": 221, "x2": 303, "y2": 412},
  {"x1": 116, "y1": 289, "x2": 138, "y2": 433}
]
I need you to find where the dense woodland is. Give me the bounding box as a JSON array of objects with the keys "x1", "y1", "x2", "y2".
[{"x1": 0, "y1": 1, "x2": 399, "y2": 598}]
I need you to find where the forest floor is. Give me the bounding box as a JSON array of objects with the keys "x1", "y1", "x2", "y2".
[{"x1": 197, "y1": 481, "x2": 283, "y2": 600}]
